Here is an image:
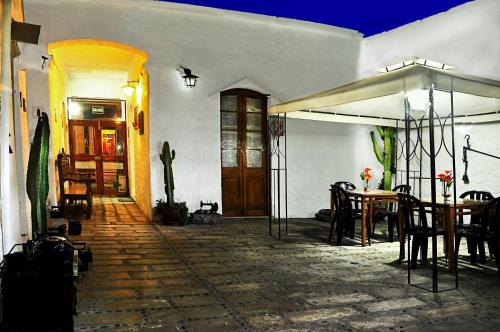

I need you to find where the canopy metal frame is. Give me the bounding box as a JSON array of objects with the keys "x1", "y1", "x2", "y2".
[{"x1": 268, "y1": 113, "x2": 288, "y2": 239}]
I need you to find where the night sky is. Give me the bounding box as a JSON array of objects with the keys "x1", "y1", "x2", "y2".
[{"x1": 160, "y1": 0, "x2": 473, "y2": 36}]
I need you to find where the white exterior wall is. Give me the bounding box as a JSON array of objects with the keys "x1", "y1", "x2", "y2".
[
  {"x1": 23, "y1": 0, "x2": 363, "y2": 216},
  {"x1": 360, "y1": 0, "x2": 500, "y2": 200},
  {"x1": 286, "y1": 119, "x2": 383, "y2": 218},
  {"x1": 359, "y1": 0, "x2": 500, "y2": 80}
]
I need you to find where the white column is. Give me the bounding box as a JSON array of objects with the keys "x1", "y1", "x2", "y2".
[{"x1": 1, "y1": 0, "x2": 22, "y2": 256}]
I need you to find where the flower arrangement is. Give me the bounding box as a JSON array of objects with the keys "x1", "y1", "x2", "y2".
[
  {"x1": 360, "y1": 168, "x2": 373, "y2": 191},
  {"x1": 437, "y1": 170, "x2": 453, "y2": 199}
]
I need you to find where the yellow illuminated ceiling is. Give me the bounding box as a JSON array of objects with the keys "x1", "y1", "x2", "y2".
[{"x1": 48, "y1": 39, "x2": 148, "y2": 83}]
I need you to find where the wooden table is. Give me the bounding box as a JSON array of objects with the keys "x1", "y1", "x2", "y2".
[
  {"x1": 419, "y1": 197, "x2": 488, "y2": 272},
  {"x1": 347, "y1": 190, "x2": 398, "y2": 246}
]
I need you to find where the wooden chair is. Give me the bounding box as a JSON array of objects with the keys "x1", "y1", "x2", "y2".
[{"x1": 57, "y1": 151, "x2": 95, "y2": 219}]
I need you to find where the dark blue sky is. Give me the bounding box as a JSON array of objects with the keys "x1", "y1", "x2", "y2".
[{"x1": 160, "y1": 0, "x2": 472, "y2": 36}]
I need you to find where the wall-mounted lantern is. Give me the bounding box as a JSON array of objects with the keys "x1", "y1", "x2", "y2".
[
  {"x1": 179, "y1": 66, "x2": 198, "y2": 88},
  {"x1": 121, "y1": 80, "x2": 139, "y2": 97}
]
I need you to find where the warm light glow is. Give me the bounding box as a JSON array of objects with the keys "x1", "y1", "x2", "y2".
[
  {"x1": 122, "y1": 83, "x2": 135, "y2": 97},
  {"x1": 135, "y1": 80, "x2": 143, "y2": 105},
  {"x1": 69, "y1": 101, "x2": 81, "y2": 117},
  {"x1": 406, "y1": 89, "x2": 429, "y2": 113}
]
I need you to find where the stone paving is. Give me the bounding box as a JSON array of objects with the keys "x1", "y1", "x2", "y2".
[{"x1": 71, "y1": 200, "x2": 500, "y2": 331}]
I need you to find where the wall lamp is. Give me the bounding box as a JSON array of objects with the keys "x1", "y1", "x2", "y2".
[
  {"x1": 179, "y1": 65, "x2": 198, "y2": 88},
  {"x1": 122, "y1": 80, "x2": 139, "y2": 97}
]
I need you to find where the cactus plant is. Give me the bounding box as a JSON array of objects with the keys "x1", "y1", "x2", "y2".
[
  {"x1": 159, "y1": 141, "x2": 176, "y2": 208},
  {"x1": 26, "y1": 112, "x2": 50, "y2": 236},
  {"x1": 370, "y1": 126, "x2": 396, "y2": 191}
]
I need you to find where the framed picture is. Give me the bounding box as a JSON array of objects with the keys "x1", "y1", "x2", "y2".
[
  {"x1": 133, "y1": 106, "x2": 139, "y2": 129},
  {"x1": 138, "y1": 111, "x2": 144, "y2": 135}
]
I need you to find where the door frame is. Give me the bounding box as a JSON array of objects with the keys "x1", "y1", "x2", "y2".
[
  {"x1": 68, "y1": 119, "x2": 129, "y2": 196},
  {"x1": 220, "y1": 88, "x2": 269, "y2": 216}
]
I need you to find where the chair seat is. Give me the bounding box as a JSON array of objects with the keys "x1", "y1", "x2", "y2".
[{"x1": 411, "y1": 228, "x2": 446, "y2": 236}]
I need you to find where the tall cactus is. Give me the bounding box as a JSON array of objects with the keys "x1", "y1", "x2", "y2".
[
  {"x1": 370, "y1": 126, "x2": 395, "y2": 191},
  {"x1": 159, "y1": 141, "x2": 175, "y2": 208},
  {"x1": 26, "y1": 112, "x2": 50, "y2": 236}
]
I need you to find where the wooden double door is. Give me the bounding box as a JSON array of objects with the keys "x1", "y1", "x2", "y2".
[
  {"x1": 68, "y1": 120, "x2": 128, "y2": 196},
  {"x1": 221, "y1": 89, "x2": 268, "y2": 216}
]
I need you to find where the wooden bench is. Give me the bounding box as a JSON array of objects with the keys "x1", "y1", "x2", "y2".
[{"x1": 57, "y1": 151, "x2": 95, "y2": 219}]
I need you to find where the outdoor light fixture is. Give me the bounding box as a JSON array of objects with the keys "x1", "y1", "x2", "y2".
[
  {"x1": 179, "y1": 66, "x2": 198, "y2": 88},
  {"x1": 378, "y1": 57, "x2": 454, "y2": 73},
  {"x1": 406, "y1": 89, "x2": 430, "y2": 115},
  {"x1": 122, "y1": 80, "x2": 139, "y2": 97}
]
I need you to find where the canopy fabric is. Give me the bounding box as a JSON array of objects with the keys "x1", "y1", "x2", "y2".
[{"x1": 268, "y1": 64, "x2": 500, "y2": 127}]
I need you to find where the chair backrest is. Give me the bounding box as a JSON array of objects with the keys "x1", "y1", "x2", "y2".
[
  {"x1": 57, "y1": 151, "x2": 71, "y2": 196},
  {"x1": 331, "y1": 185, "x2": 353, "y2": 218},
  {"x1": 333, "y1": 181, "x2": 356, "y2": 191},
  {"x1": 460, "y1": 190, "x2": 494, "y2": 201},
  {"x1": 389, "y1": 184, "x2": 411, "y2": 212},
  {"x1": 397, "y1": 193, "x2": 428, "y2": 235},
  {"x1": 481, "y1": 197, "x2": 500, "y2": 238}
]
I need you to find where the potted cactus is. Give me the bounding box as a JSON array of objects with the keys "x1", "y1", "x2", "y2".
[
  {"x1": 157, "y1": 141, "x2": 187, "y2": 224},
  {"x1": 370, "y1": 126, "x2": 396, "y2": 191},
  {"x1": 26, "y1": 112, "x2": 50, "y2": 236}
]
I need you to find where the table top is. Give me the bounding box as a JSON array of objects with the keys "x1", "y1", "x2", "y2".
[
  {"x1": 420, "y1": 197, "x2": 489, "y2": 208},
  {"x1": 348, "y1": 189, "x2": 397, "y2": 197}
]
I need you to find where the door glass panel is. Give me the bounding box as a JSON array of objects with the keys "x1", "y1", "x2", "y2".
[
  {"x1": 246, "y1": 150, "x2": 262, "y2": 168},
  {"x1": 246, "y1": 97, "x2": 262, "y2": 113},
  {"x1": 222, "y1": 150, "x2": 238, "y2": 167},
  {"x1": 221, "y1": 111, "x2": 237, "y2": 130},
  {"x1": 246, "y1": 113, "x2": 261, "y2": 131},
  {"x1": 101, "y1": 129, "x2": 116, "y2": 156},
  {"x1": 103, "y1": 161, "x2": 127, "y2": 193},
  {"x1": 246, "y1": 131, "x2": 262, "y2": 150},
  {"x1": 221, "y1": 95, "x2": 238, "y2": 112},
  {"x1": 221, "y1": 130, "x2": 238, "y2": 150},
  {"x1": 116, "y1": 126, "x2": 126, "y2": 156},
  {"x1": 73, "y1": 125, "x2": 95, "y2": 155}
]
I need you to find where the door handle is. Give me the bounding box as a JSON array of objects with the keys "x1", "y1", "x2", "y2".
[{"x1": 95, "y1": 156, "x2": 101, "y2": 161}]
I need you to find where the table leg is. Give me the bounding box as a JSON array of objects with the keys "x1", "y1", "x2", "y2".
[
  {"x1": 445, "y1": 207, "x2": 456, "y2": 272},
  {"x1": 399, "y1": 209, "x2": 405, "y2": 261},
  {"x1": 368, "y1": 198, "x2": 373, "y2": 240},
  {"x1": 361, "y1": 196, "x2": 366, "y2": 246}
]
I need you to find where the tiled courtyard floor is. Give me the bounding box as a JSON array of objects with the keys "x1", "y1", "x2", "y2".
[{"x1": 71, "y1": 200, "x2": 500, "y2": 331}]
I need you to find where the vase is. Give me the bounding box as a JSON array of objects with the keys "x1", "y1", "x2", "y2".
[
  {"x1": 442, "y1": 183, "x2": 451, "y2": 200},
  {"x1": 363, "y1": 181, "x2": 369, "y2": 192}
]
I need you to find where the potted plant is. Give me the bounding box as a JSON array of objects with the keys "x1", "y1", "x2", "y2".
[
  {"x1": 158, "y1": 141, "x2": 188, "y2": 224},
  {"x1": 438, "y1": 170, "x2": 453, "y2": 200},
  {"x1": 360, "y1": 167, "x2": 373, "y2": 191}
]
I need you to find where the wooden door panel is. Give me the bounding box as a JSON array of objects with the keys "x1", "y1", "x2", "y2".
[
  {"x1": 244, "y1": 175, "x2": 267, "y2": 215},
  {"x1": 222, "y1": 177, "x2": 242, "y2": 216},
  {"x1": 221, "y1": 89, "x2": 268, "y2": 217}
]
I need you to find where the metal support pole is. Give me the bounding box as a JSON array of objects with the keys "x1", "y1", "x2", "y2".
[
  {"x1": 277, "y1": 114, "x2": 281, "y2": 239},
  {"x1": 284, "y1": 113, "x2": 288, "y2": 235},
  {"x1": 450, "y1": 90, "x2": 459, "y2": 289},
  {"x1": 268, "y1": 116, "x2": 272, "y2": 236},
  {"x1": 404, "y1": 98, "x2": 411, "y2": 284},
  {"x1": 428, "y1": 85, "x2": 439, "y2": 293}
]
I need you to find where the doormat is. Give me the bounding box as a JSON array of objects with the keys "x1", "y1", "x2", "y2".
[{"x1": 118, "y1": 198, "x2": 135, "y2": 202}]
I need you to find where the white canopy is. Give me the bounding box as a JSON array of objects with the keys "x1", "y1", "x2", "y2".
[{"x1": 268, "y1": 64, "x2": 500, "y2": 127}]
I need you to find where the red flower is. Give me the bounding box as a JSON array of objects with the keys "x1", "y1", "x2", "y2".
[{"x1": 364, "y1": 168, "x2": 372, "y2": 172}]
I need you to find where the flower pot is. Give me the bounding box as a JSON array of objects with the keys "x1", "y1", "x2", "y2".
[{"x1": 159, "y1": 207, "x2": 182, "y2": 224}]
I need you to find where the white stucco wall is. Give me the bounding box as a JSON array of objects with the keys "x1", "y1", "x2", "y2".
[
  {"x1": 359, "y1": 0, "x2": 500, "y2": 80},
  {"x1": 22, "y1": 0, "x2": 363, "y2": 216},
  {"x1": 360, "y1": 0, "x2": 500, "y2": 200},
  {"x1": 285, "y1": 119, "x2": 383, "y2": 218}
]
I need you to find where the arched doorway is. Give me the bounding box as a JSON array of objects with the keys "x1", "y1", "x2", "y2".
[{"x1": 47, "y1": 39, "x2": 151, "y2": 217}]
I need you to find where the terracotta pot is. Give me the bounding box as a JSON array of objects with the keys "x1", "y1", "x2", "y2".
[{"x1": 159, "y1": 207, "x2": 181, "y2": 224}]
